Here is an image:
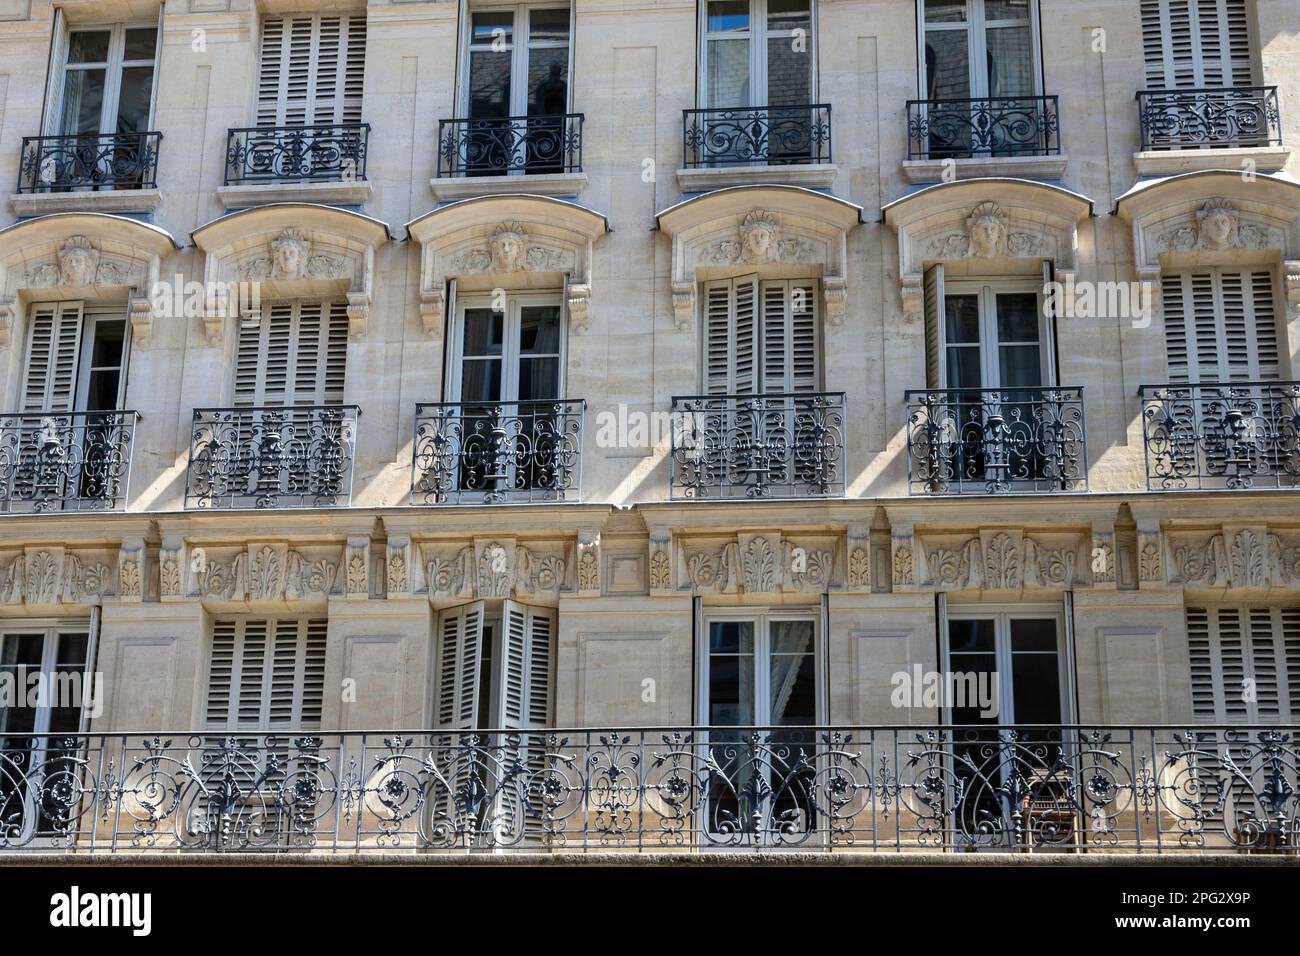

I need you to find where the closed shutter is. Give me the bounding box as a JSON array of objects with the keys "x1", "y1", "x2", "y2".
[
  {"x1": 761, "y1": 280, "x2": 819, "y2": 394},
  {"x1": 924, "y1": 265, "x2": 946, "y2": 389},
  {"x1": 21, "y1": 302, "x2": 83, "y2": 413},
  {"x1": 1187, "y1": 606, "x2": 1300, "y2": 723},
  {"x1": 434, "y1": 601, "x2": 485, "y2": 729},
  {"x1": 256, "y1": 14, "x2": 367, "y2": 127},
  {"x1": 234, "y1": 300, "x2": 349, "y2": 406},
  {"x1": 1141, "y1": 0, "x2": 1253, "y2": 89},
  {"x1": 704, "y1": 276, "x2": 758, "y2": 395},
  {"x1": 703, "y1": 277, "x2": 819, "y2": 394},
  {"x1": 1161, "y1": 269, "x2": 1280, "y2": 384},
  {"x1": 204, "y1": 617, "x2": 328, "y2": 731}
]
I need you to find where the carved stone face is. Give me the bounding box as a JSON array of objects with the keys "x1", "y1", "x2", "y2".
[
  {"x1": 740, "y1": 216, "x2": 778, "y2": 263},
  {"x1": 490, "y1": 227, "x2": 526, "y2": 273},
  {"x1": 1197, "y1": 204, "x2": 1237, "y2": 250},
  {"x1": 271, "y1": 231, "x2": 308, "y2": 277},
  {"x1": 57, "y1": 237, "x2": 98, "y2": 286},
  {"x1": 968, "y1": 214, "x2": 1005, "y2": 257}
]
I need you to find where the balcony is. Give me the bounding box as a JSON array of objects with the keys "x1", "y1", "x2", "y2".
[
  {"x1": 431, "y1": 114, "x2": 585, "y2": 200},
  {"x1": 678, "y1": 104, "x2": 835, "y2": 190},
  {"x1": 2, "y1": 725, "x2": 1295, "y2": 855},
  {"x1": 906, "y1": 387, "x2": 1088, "y2": 496},
  {"x1": 1140, "y1": 382, "x2": 1300, "y2": 492},
  {"x1": 670, "y1": 393, "x2": 846, "y2": 500},
  {"x1": 411, "y1": 399, "x2": 584, "y2": 505},
  {"x1": 185, "y1": 405, "x2": 359, "y2": 510},
  {"x1": 0, "y1": 410, "x2": 137, "y2": 514},
  {"x1": 1134, "y1": 87, "x2": 1288, "y2": 174},
  {"x1": 903, "y1": 96, "x2": 1064, "y2": 182},
  {"x1": 14, "y1": 132, "x2": 162, "y2": 214}
]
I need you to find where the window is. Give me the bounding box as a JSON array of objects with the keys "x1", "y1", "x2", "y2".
[
  {"x1": 1161, "y1": 268, "x2": 1282, "y2": 384},
  {"x1": 1187, "y1": 606, "x2": 1300, "y2": 724},
  {"x1": 234, "y1": 300, "x2": 349, "y2": 407},
  {"x1": 461, "y1": 4, "x2": 572, "y2": 174},
  {"x1": 703, "y1": 277, "x2": 819, "y2": 395},
  {"x1": 255, "y1": 14, "x2": 367, "y2": 127},
  {"x1": 1140, "y1": 0, "x2": 1253, "y2": 90},
  {"x1": 928, "y1": 275, "x2": 1051, "y2": 392},
  {"x1": 919, "y1": 0, "x2": 1039, "y2": 101},
  {"x1": 942, "y1": 608, "x2": 1068, "y2": 727},
  {"x1": 54, "y1": 25, "x2": 157, "y2": 138},
  {"x1": 700, "y1": 0, "x2": 814, "y2": 109},
  {"x1": 203, "y1": 617, "x2": 327, "y2": 731},
  {"x1": 21, "y1": 303, "x2": 129, "y2": 415},
  {"x1": 697, "y1": 611, "x2": 822, "y2": 838},
  {"x1": 0, "y1": 624, "x2": 93, "y2": 842}
]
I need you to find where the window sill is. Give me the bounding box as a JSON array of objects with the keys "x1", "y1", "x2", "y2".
[
  {"x1": 216, "y1": 180, "x2": 373, "y2": 209},
  {"x1": 1132, "y1": 144, "x2": 1292, "y2": 176},
  {"x1": 429, "y1": 171, "x2": 588, "y2": 201},
  {"x1": 675, "y1": 163, "x2": 837, "y2": 192},
  {"x1": 901, "y1": 154, "x2": 1068, "y2": 184},
  {"x1": 9, "y1": 187, "x2": 163, "y2": 217}
]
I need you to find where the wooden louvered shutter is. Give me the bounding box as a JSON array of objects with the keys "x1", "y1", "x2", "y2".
[
  {"x1": 1141, "y1": 0, "x2": 1253, "y2": 89},
  {"x1": 21, "y1": 303, "x2": 83, "y2": 413},
  {"x1": 40, "y1": 9, "x2": 70, "y2": 137},
  {"x1": 204, "y1": 617, "x2": 328, "y2": 731},
  {"x1": 495, "y1": 601, "x2": 554, "y2": 730},
  {"x1": 1162, "y1": 269, "x2": 1280, "y2": 384},
  {"x1": 1187, "y1": 606, "x2": 1300, "y2": 723},
  {"x1": 234, "y1": 301, "x2": 349, "y2": 406},
  {"x1": 434, "y1": 601, "x2": 485, "y2": 729},
  {"x1": 256, "y1": 14, "x2": 367, "y2": 128},
  {"x1": 760, "y1": 280, "x2": 819, "y2": 394},
  {"x1": 703, "y1": 277, "x2": 759, "y2": 395},
  {"x1": 924, "y1": 265, "x2": 946, "y2": 389}
]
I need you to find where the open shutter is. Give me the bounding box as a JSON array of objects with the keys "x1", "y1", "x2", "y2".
[
  {"x1": 1162, "y1": 269, "x2": 1280, "y2": 384},
  {"x1": 434, "y1": 601, "x2": 485, "y2": 729},
  {"x1": 1187, "y1": 606, "x2": 1300, "y2": 724},
  {"x1": 924, "y1": 265, "x2": 946, "y2": 389},
  {"x1": 496, "y1": 601, "x2": 555, "y2": 730},
  {"x1": 39, "y1": 9, "x2": 70, "y2": 137},
  {"x1": 760, "y1": 280, "x2": 819, "y2": 394},
  {"x1": 21, "y1": 302, "x2": 83, "y2": 413},
  {"x1": 1141, "y1": 0, "x2": 1253, "y2": 89},
  {"x1": 204, "y1": 617, "x2": 327, "y2": 731},
  {"x1": 256, "y1": 14, "x2": 367, "y2": 127}
]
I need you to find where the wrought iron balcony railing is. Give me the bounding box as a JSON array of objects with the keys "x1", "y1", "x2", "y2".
[
  {"x1": 1137, "y1": 86, "x2": 1282, "y2": 151},
  {"x1": 224, "y1": 123, "x2": 370, "y2": 186},
  {"x1": 185, "y1": 405, "x2": 359, "y2": 510},
  {"x1": 2, "y1": 725, "x2": 1296, "y2": 854},
  {"x1": 0, "y1": 410, "x2": 138, "y2": 513},
  {"x1": 1140, "y1": 382, "x2": 1300, "y2": 491},
  {"x1": 17, "y1": 131, "x2": 161, "y2": 192},
  {"x1": 906, "y1": 96, "x2": 1061, "y2": 160},
  {"x1": 671, "y1": 392, "x2": 846, "y2": 500},
  {"x1": 906, "y1": 387, "x2": 1088, "y2": 495},
  {"x1": 436, "y1": 114, "x2": 584, "y2": 178},
  {"x1": 411, "y1": 399, "x2": 584, "y2": 505},
  {"x1": 683, "y1": 104, "x2": 832, "y2": 168}
]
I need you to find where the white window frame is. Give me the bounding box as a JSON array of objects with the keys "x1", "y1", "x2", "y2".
[
  {"x1": 445, "y1": 291, "x2": 568, "y2": 404},
  {"x1": 0, "y1": 620, "x2": 97, "y2": 738},
  {"x1": 935, "y1": 275, "x2": 1056, "y2": 389},
  {"x1": 939, "y1": 602, "x2": 1074, "y2": 726},
  {"x1": 915, "y1": 0, "x2": 1043, "y2": 101},
  {"x1": 54, "y1": 22, "x2": 160, "y2": 137},
  {"x1": 73, "y1": 311, "x2": 131, "y2": 412},
  {"x1": 697, "y1": 0, "x2": 818, "y2": 109},
  {"x1": 457, "y1": 1, "x2": 575, "y2": 118}
]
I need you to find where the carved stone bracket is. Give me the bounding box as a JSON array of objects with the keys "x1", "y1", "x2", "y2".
[
  {"x1": 677, "y1": 531, "x2": 841, "y2": 596},
  {"x1": 418, "y1": 536, "x2": 575, "y2": 602},
  {"x1": 1166, "y1": 523, "x2": 1300, "y2": 591}
]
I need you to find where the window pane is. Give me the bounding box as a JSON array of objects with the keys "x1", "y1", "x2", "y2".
[
  {"x1": 60, "y1": 69, "x2": 106, "y2": 134},
  {"x1": 529, "y1": 8, "x2": 570, "y2": 41},
  {"x1": 945, "y1": 295, "x2": 980, "y2": 343},
  {"x1": 707, "y1": 1, "x2": 750, "y2": 33},
  {"x1": 948, "y1": 618, "x2": 995, "y2": 653},
  {"x1": 924, "y1": 28, "x2": 971, "y2": 100},
  {"x1": 67, "y1": 31, "x2": 111, "y2": 64},
  {"x1": 946, "y1": 345, "x2": 983, "y2": 389},
  {"x1": 708, "y1": 621, "x2": 755, "y2": 726},
  {"x1": 459, "y1": 360, "x2": 502, "y2": 403},
  {"x1": 707, "y1": 37, "x2": 750, "y2": 106},
  {"x1": 997, "y1": 345, "x2": 1042, "y2": 388},
  {"x1": 995, "y1": 293, "x2": 1040, "y2": 343},
  {"x1": 527, "y1": 46, "x2": 568, "y2": 116},
  {"x1": 924, "y1": 0, "x2": 967, "y2": 23},
  {"x1": 116, "y1": 66, "x2": 154, "y2": 133},
  {"x1": 518, "y1": 306, "x2": 561, "y2": 354},
  {"x1": 90, "y1": 320, "x2": 127, "y2": 367},
  {"x1": 123, "y1": 28, "x2": 158, "y2": 60},
  {"x1": 984, "y1": 0, "x2": 1031, "y2": 22},
  {"x1": 769, "y1": 621, "x2": 815, "y2": 725},
  {"x1": 766, "y1": 36, "x2": 811, "y2": 106},
  {"x1": 463, "y1": 309, "x2": 504, "y2": 356},
  {"x1": 1010, "y1": 655, "x2": 1062, "y2": 725},
  {"x1": 1010, "y1": 618, "x2": 1058, "y2": 653},
  {"x1": 767, "y1": 0, "x2": 810, "y2": 31},
  {"x1": 472, "y1": 12, "x2": 513, "y2": 43},
  {"x1": 985, "y1": 24, "x2": 1034, "y2": 97},
  {"x1": 710, "y1": 620, "x2": 754, "y2": 654},
  {"x1": 469, "y1": 49, "x2": 512, "y2": 117},
  {"x1": 518, "y1": 357, "x2": 559, "y2": 401}
]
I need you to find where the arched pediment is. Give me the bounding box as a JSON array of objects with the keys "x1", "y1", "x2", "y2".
[
  {"x1": 1115, "y1": 171, "x2": 1300, "y2": 315},
  {"x1": 406, "y1": 195, "x2": 610, "y2": 337},
  {"x1": 655, "y1": 185, "x2": 862, "y2": 329},
  {"x1": 0, "y1": 213, "x2": 179, "y2": 347},
  {"x1": 191, "y1": 203, "x2": 391, "y2": 345},
  {"x1": 883, "y1": 179, "x2": 1093, "y2": 322}
]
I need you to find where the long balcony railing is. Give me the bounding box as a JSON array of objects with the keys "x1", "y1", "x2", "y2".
[
  {"x1": 683, "y1": 104, "x2": 832, "y2": 168},
  {"x1": 436, "y1": 114, "x2": 584, "y2": 178},
  {"x1": 906, "y1": 95, "x2": 1060, "y2": 160},
  {"x1": 1137, "y1": 86, "x2": 1281, "y2": 151},
  {"x1": 906, "y1": 387, "x2": 1088, "y2": 495},
  {"x1": 1, "y1": 725, "x2": 1296, "y2": 854},
  {"x1": 1140, "y1": 382, "x2": 1300, "y2": 492},
  {"x1": 185, "y1": 405, "x2": 359, "y2": 510},
  {"x1": 0, "y1": 410, "x2": 137, "y2": 513},
  {"x1": 411, "y1": 399, "x2": 584, "y2": 505},
  {"x1": 17, "y1": 131, "x2": 161, "y2": 192},
  {"x1": 224, "y1": 123, "x2": 370, "y2": 186},
  {"x1": 671, "y1": 392, "x2": 846, "y2": 500}
]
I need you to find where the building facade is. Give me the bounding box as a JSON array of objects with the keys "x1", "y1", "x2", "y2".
[{"x1": 0, "y1": 0, "x2": 1298, "y2": 856}]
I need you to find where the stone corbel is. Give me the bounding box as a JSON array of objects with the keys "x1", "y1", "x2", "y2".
[
  {"x1": 420, "y1": 289, "x2": 445, "y2": 339},
  {"x1": 576, "y1": 530, "x2": 601, "y2": 596},
  {"x1": 648, "y1": 529, "x2": 673, "y2": 595},
  {"x1": 672, "y1": 284, "x2": 695, "y2": 331},
  {"x1": 845, "y1": 524, "x2": 871, "y2": 592},
  {"x1": 159, "y1": 536, "x2": 187, "y2": 600},
  {"x1": 823, "y1": 277, "x2": 846, "y2": 326},
  {"x1": 387, "y1": 535, "x2": 413, "y2": 597},
  {"x1": 900, "y1": 276, "x2": 923, "y2": 325},
  {"x1": 1090, "y1": 524, "x2": 1116, "y2": 588},
  {"x1": 1286, "y1": 260, "x2": 1300, "y2": 319},
  {"x1": 567, "y1": 283, "x2": 592, "y2": 334},
  {"x1": 127, "y1": 252, "x2": 161, "y2": 346},
  {"x1": 117, "y1": 538, "x2": 144, "y2": 603},
  {"x1": 0, "y1": 298, "x2": 14, "y2": 348},
  {"x1": 345, "y1": 537, "x2": 370, "y2": 599},
  {"x1": 345, "y1": 245, "x2": 374, "y2": 341},
  {"x1": 890, "y1": 525, "x2": 916, "y2": 590}
]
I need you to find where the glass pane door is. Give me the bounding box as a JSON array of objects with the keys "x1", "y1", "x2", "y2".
[
  {"x1": 524, "y1": 8, "x2": 569, "y2": 173},
  {"x1": 706, "y1": 1, "x2": 752, "y2": 107},
  {"x1": 467, "y1": 12, "x2": 515, "y2": 175}
]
